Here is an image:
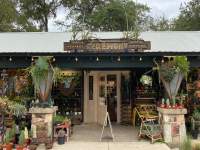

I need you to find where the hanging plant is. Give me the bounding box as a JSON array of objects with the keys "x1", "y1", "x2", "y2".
[{"x1": 140, "y1": 75, "x2": 152, "y2": 86}]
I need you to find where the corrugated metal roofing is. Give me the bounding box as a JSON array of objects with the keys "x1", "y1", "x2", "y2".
[{"x1": 0, "y1": 31, "x2": 200, "y2": 53}]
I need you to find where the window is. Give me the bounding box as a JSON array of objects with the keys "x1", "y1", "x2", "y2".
[{"x1": 89, "y1": 76, "x2": 94, "y2": 100}]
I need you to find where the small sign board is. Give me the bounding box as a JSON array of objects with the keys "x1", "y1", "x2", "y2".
[{"x1": 64, "y1": 39, "x2": 151, "y2": 53}]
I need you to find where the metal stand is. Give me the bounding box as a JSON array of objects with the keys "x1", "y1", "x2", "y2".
[{"x1": 100, "y1": 111, "x2": 114, "y2": 141}]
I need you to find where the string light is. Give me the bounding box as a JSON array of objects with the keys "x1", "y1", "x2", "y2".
[
  {"x1": 139, "y1": 57, "x2": 142, "y2": 61},
  {"x1": 52, "y1": 57, "x2": 56, "y2": 62},
  {"x1": 75, "y1": 57, "x2": 78, "y2": 62},
  {"x1": 9, "y1": 57, "x2": 12, "y2": 62},
  {"x1": 161, "y1": 58, "x2": 164, "y2": 63},
  {"x1": 117, "y1": 56, "x2": 121, "y2": 62},
  {"x1": 96, "y1": 57, "x2": 99, "y2": 62}
]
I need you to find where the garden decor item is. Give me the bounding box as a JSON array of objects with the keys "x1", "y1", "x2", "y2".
[
  {"x1": 28, "y1": 56, "x2": 61, "y2": 107},
  {"x1": 158, "y1": 56, "x2": 189, "y2": 102},
  {"x1": 57, "y1": 129, "x2": 65, "y2": 145},
  {"x1": 3, "y1": 130, "x2": 13, "y2": 150},
  {"x1": 16, "y1": 130, "x2": 25, "y2": 150}
]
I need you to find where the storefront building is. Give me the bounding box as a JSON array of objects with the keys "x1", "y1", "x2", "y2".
[{"x1": 0, "y1": 31, "x2": 200, "y2": 125}]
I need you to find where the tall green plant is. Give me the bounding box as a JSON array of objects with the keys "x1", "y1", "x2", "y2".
[
  {"x1": 158, "y1": 56, "x2": 190, "y2": 100},
  {"x1": 29, "y1": 56, "x2": 61, "y2": 105}
]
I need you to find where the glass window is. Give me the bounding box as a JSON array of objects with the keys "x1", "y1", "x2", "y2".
[{"x1": 89, "y1": 76, "x2": 93, "y2": 100}]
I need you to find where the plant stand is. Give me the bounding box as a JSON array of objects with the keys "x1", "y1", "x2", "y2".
[
  {"x1": 29, "y1": 107, "x2": 57, "y2": 147},
  {"x1": 157, "y1": 107, "x2": 187, "y2": 147}
]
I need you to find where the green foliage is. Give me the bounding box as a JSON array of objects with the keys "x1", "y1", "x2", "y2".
[
  {"x1": 29, "y1": 56, "x2": 61, "y2": 101},
  {"x1": 159, "y1": 56, "x2": 190, "y2": 82},
  {"x1": 53, "y1": 114, "x2": 66, "y2": 124},
  {"x1": 173, "y1": 0, "x2": 200, "y2": 31},
  {"x1": 0, "y1": 0, "x2": 38, "y2": 32},
  {"x1": 9, "y1": 103, "x2": 26, "y2": 117},
  {"x1": 193, "y1": 109, "x2": 200, "y2": 121},
  {"x1": 18, "y1": 0, "x2": 61, "y2": 31},
  {"x1": 174, "y1": 56, "x2": 190, "y2": 77},
  {"x1": 4, "y1": 130, "x2": 11, "y2": 144},
  {"x1": 149, "y1": 16, "x2": 171, "y2": 31},
  {"x1": 180, "y1": 136, "x2": 192, "y2": 150},
  {"x1": 65, "y1": 0, "x2": 149, "y2": 31},
  {"x1": 18, "y1": 130, "x2": 25, "y2": 146}
]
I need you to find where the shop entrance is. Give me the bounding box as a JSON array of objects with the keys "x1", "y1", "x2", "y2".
[
  {"x1": 84, "y1": 71, "x2": 121, "y2": 124},
  {"x1": 99, "y1": 74, "x2": 117, "y2": 122}
]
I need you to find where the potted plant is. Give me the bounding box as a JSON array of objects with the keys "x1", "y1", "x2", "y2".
[
  {"x1": 157, "y1": 56, "x2": 190, "y2": 107},
  {"x1": 57, "y1": 129, "x2": 65, "y2": 145},
  {"x1": 28, "y1": 56, "x2": 61, "y2": 107},
  {"x1": 16, "y1": 130, "x2": 25, "y2": 150},
  {"x1": 3, "y1": 130, "x2": 13, "y2": 150},
  {"x1": 191, "y1": 109, "x2": 200, "y2": 139}
]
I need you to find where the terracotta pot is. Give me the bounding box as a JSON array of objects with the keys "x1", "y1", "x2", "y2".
[
  {"x1": 160, "y1": 104, "x2": 165, "y2": 108},
  {"x1": 16, "y1": 145, "x2": 25, "y2": 150},
  {"x1": 3, "y1": 143, "x2": 13, "y2": 150},
  {"x1": 196, "y1": 81, "x2": 200, "y2": 89}
]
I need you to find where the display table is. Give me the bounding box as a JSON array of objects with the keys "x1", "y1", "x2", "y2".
[{"x1": 157, "y1": 107, "x2": 187, "y2": 147}]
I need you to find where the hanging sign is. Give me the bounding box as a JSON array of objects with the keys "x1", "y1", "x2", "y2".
[{"x1": 64, "y1": 39, "x2": 151, "y2": 53}]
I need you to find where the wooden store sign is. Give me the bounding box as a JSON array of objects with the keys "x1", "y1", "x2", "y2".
[{"x1": 64, "y1": 39, "x2": 151, "y2": 53}]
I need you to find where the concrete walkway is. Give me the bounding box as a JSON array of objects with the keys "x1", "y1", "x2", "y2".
[{"x1": 52, "y1": 142, "x2": 171, "y2": 150}]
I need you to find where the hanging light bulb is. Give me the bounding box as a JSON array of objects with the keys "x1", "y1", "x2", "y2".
[
  {"x1": 161, "y1": 58, "x2": 164, "y2": 63},
  {"x1": 96, "y1": 57, "x2": 99, "y2": 62},
  {"x1": 139, "y1": 57, "x2": 142, "y2": 61},
  {"x1": 31, "y1": 57, "x2": 34, "y2": 62},
  {"x1": 9, "y1": 57, "x2": 12, "y2": 62},
  {"x1": 117, "y1": 56, "x2": 121, "y2": 62},
  {"x1": 75, "y1": 57, "x2": 78, "y2": 62},
  {"x1": 52, "y1": 57, "x2": 56, "y2": 62}
]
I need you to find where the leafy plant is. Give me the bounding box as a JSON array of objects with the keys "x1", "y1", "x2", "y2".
[
  {"x1": 9, "y1": 103, "x2": 26, "y2": 117},
  {"x1": 53, "y1": 115, "x2": 66, "y2": 124},
  {"x1": 193, "y1": 109, "x2": 200, "y2": 121},
  {"x1": 18, "y1": 130, "x2": 25, "y2": 146},
  {"x1": 4, "y1": 130, "x2": 11, "y2": 144},
  {"x1": 28, "y1": 56, "x2": 61, "y2": 105},
  {"x1": 179, "y1": 136, "x2": 192, "y2": 150}
]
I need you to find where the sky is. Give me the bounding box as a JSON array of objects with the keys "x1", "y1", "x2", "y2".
[{"x1": 49, "y1": 0, "x2": 188, "y2": 32}]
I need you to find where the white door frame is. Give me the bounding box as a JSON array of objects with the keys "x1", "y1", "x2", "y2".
[{"x1": 84, "y1": 71, "x2": 121, "y2": 124}]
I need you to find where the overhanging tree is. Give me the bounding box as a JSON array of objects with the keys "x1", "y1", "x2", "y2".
[{"x1": 18, "y1": 0, "x2": 62, "y2": 32}]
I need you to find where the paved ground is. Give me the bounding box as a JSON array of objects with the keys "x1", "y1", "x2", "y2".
[
  {"x1": 52, "y1": 142, "x2": 171, "y2": 150},
  {"x1": 50, "y1": 124, "x2": 172, "y2": 150}
]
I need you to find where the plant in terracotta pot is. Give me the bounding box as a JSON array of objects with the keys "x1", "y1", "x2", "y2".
[
  {"x1": 16, "y1": 130, "x2": 25, "y2": 150},
  {"x1": 28, "y1": 56, "x2": 61, "y2": 107},
  {"x1": 3, "y1": 130, "x2": 13, "y2": 150},
  {"x1": 157, "y1": 56, "x2": 190, "y2": 107}
]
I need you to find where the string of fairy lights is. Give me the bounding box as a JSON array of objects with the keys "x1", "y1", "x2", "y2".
[{"x1": 4, "y1": 55, "x2": 174, "y2": 64}]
